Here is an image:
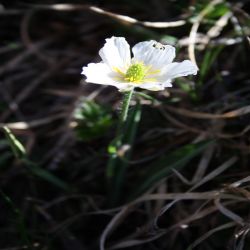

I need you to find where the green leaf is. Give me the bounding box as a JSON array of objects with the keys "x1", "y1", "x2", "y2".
[
  {"x1": 129, "y1": 140, "x2": 213, "y2": 200},
  {"x1": 74, "y1": 100, "x2": 113, "y2": 141},
  {"x1": 206, "y1": 3, "x2": 230, "y2": 19}
]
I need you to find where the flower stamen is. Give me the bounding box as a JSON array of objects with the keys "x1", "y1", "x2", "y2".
[{"x1": 124, "y1": 63, "x2": 146, "y2": 83}]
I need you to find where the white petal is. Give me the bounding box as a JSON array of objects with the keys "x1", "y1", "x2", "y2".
[
  {"x1": 163, "y1": 81, "x2": 172, "y2": 87},
  {"x1": 82, "y1": 62, "x2": 129, "y2": 90},
  {"x1": 132, "y1": 40, "x2": 176, "y2": 69},
  {"x1": 99, "y1": 37, "x2": 131, "y2": 71},
  {"x1": 133, "y1": 82, "x2": 163, "y2": 91},
  {"x1": 159, "y1": 60, "x2": 198, "y2": 82}
]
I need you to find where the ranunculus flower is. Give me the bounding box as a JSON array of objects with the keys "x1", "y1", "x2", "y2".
[{"x1": 82, "y1": 37, "x2": 198, "y2": 91}]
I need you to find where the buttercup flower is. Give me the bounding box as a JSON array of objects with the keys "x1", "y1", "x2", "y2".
[{"x1": 81, "y1": 37, "x2": 198, "y2": 91}]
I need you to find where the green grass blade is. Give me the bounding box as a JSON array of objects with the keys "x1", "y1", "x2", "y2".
[
  {"x1": 198, "y1": 46, "x2": 224, "y2": 86},
  {"x1": 113, "y1": 103, "x2": 141, "y2": 192},
  {"x1": 0, "y1": 189, "x2": 31, "y2": 246},
  {"x1": 107, "y1": 103, "x2": 141, "y2": 205},
  {"x1": 2, "y1": 126, "x2": 70, "y2": 191},
  {"x1": 24, "y1": 159, "x2": 70, "y2": 191},
  {"x1": 2, "y1": 126, "x2": 26, "y2": 159},
  {"x1": 129, "y1": 140, "x2": 213, "y2": 200}
]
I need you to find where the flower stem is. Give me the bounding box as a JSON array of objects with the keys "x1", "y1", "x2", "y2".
[
  {"x1": 106, "y1": 88, "x2": 134, "y2": 205},
  {"x1": 118, "y1": 88, "x2": 134, "y2": 128}
]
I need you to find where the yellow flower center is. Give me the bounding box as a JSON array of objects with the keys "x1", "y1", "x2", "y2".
[{"x1": 124, "y1": 63, "x2": 146, "y2": 83}]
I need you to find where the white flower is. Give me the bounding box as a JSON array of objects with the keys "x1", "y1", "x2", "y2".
[{"x1": 81, "y1": 37, "x2": 198, "y2": 91}]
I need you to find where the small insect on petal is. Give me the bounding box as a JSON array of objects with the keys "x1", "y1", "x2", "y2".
[{"x1": 152, "y1": 42, "x2": 166, "y2": 50}]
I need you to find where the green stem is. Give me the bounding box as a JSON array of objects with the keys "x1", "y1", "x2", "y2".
[
  {"x1": 117, "y1": 88, "x2": 134, "y2": 132},
  {"x1": 106, "y1": 88, "x2": 134, "y2": 204}
]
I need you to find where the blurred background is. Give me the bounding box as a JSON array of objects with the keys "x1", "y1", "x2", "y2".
[{"x1": 0, "y1": 0, "x2": 250, "y2": 249}]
